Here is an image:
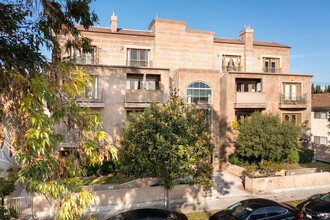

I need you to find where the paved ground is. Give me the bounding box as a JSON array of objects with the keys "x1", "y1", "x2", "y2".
[{"x1": 85, "y1": 171, "x2": 330, "y2": 220}]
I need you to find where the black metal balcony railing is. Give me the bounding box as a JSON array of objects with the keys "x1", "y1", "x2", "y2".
[
  {"x1": 77, "y1": 88, "x2": 104, "y2": 103},
  {"x1": 280, "y1": 93, "x2": 307, "y2": 105},
  {"x1": 222, "y1": 65, "x2": 243, "y2": 72},
  {"x1": 126, "y1": 60, "x2": 153, "y2": 67},
  {"x1": 263, "y1": 67, "x2": 282, "y2": 73}
]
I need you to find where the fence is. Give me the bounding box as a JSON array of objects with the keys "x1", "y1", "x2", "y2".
[{"x1": 5, "y1": 196, "x2": 32, "y2": 217}]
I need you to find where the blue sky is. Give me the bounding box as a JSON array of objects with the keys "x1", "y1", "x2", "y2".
[{"x1": 86, "y1": 0, "x2": 329, "y2": 84}]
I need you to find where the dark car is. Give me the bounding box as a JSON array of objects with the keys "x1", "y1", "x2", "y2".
[
  {"x1": 107, "y1": 208, "x2": 188, "y2": 220},
  {"x1": 303, "y1": 192, "x2": 330, "y2": 220},
  {"x1": 209, "y1": 198, "x2": 302, "y2": 220}
]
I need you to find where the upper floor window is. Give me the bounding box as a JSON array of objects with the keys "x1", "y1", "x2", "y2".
[
  {"x1": 314, "y1": 111, "x2": 327, "y2": 119},
  {"x1": 127, "y1": 48, "x2": 151, "y2": 67},
  {"x1": 77, "y1": 75, "x2": 102, "y2": 102},
  {"x1": 70, "y1": 47, "x2": 97, "y2": 64},
  {"x1": 283, "y1": 113, "x2": 301, "y2": 125},
  {"x1": 126, "y1": 74, "x2": 160, "y2": 90},
  {"x1": 187, "y1": 82, "x2": 212, "y2": 104},
  {"x1": 222, "y1": 55, "x2": 242, "y2": 72},
  {"x1": 236, "y1": 79, "x2": 261, "y2": 92},
  {"x1": 263, "y1": 57, "x2": 280, "y2": 73},
  {"x1": 282, "y1": 82, "x2": 303, "y2": 103}
]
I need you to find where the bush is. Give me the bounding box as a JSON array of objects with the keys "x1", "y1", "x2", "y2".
[
  {"x1": 283, "y1": 150, "x2": 300, "y2": 163},
  {"x1": 82, "y1": 160, "x2": 122, "y2": 177},
  {"x1": 258, "y1": 161, "x2": 283, "y2": 176},
  {"x1": 298, "y1": 149, "x2": 314, "y2": 163},
  {"x1": 228, "y1": 153, "x2": 250, "y2": 166}
]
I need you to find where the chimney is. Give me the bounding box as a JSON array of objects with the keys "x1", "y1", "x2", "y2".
[
  {"x1": 239, "y1": 24, "x2": 253, "y2": 49},
  {"x1": 110, "y1": 10, "x2": 117, "y2": 32}
]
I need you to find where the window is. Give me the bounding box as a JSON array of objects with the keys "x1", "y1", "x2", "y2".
[
  {"x1": 126, "y1": 74, "x2": 160, "y2": 90},
  {"x1": 263, "y1": 57, "x2": 280, "y2": 73},
  {"x1": 314, "y1": 136, "x2": 327, "y2": 145},
  {"x1": 77, "y1": 75, "x2": 102, "y2": 102},
  {"x1": 250, "y1": 208, "x2": 267, "y2": 220},
  {"x1": 127, "y1": 48, "x2": 151, "y2": 67},
  {"x1": 235, "y1": 110, "x2": 261, "y2": 123},
  {"x1": 283, "y1": 113, "x2": 301, "y2": 124},
  {"x1": 222, "y1": 55, "x2": 242, "y2": 72},
  {"x1": 236, "y1": 79, "x2": 262, "y2": 92},
  {"x1": 186, "y1": 82, "x2": 212, "y2": 104},
  {"x1": 282, "y1": 82, "x2": 305, "y2": 104},
  {"x1": 70, "y1": 47, "x2": 97, "y2": 64},
  {"x1": 266, "y1": 206, "x2": 287, "y2": 217},
  {"x1": 314, "y1": 111, "x2": 327, "y2": 119}
]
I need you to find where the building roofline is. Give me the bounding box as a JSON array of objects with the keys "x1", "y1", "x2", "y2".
[
  {"x1": 75, "y1": 63, "x2": 170, "y2": 71},
  {"x1": 228, "y1": 71, "x2": 314, "y2": 77}
]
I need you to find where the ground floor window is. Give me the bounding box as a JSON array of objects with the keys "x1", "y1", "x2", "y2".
[
  {"x1": 235, "y1": 109, "x2": 262, "y2": 123},
  {"x1": 126, "y1": 109, "x2": 144, "y2": 121},
  {"x1": 314, "y1": 136, "x2": 328, "y2": 145},
  {"x1": 282, "y1": 113, "x2": 301, "y2": 125}
]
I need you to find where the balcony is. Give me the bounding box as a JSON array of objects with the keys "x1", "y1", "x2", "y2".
[
  {"x1": 125, "y1": 90, "x2": 163, "y2": 108},
  {"x1": 126, "y1": 60, "x2": 153, "y2": 68},
  {"x1": 279, "y1": 93, "x2": 307, "y2": 109},
  {"x1": 262, "y1": 67, "x2": 282, "y2": 74},
  {"x1": 235, "y1": 92, "x2": 266, "y2": 108},
  {"x1": 222, "y1": 65, "x2": 243, "y2": 72},
  {"x1": 77, "y1": 88, "x2": 104, "y2": 108},
  {"x1": 58, "y1": 128, "x2": 79, "y2": 149}
]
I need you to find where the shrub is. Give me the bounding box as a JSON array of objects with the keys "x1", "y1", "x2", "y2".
[
  {"x1": 258, "y1": 161, "x2": 283, "y2": 176},
  {"x1": 298, "y1": 149, "x2": 314, "y2": 163},
  {"x1": 82, "y1": 159, "x2": 121, "y2": 177},
  {"x1": 243, "y1": 164, "x2": 258, "y2": 178},
  {"x1": 228, "y1": 153, "x2": 250, "y2": 166},
  {"x1": 236, "y1": 112, "x2": 301, "y2": 163},
  {"x1": 283, "y1": 150, "x2": 300, "y2": 163}
]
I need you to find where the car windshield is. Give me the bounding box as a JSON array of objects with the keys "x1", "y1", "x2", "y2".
[
  {"x1": 320, "y1": 193, "x2": 330, "y2": 202},
  {"x1": 227, "y1": 202, "x2": 254, "y2": 219}
]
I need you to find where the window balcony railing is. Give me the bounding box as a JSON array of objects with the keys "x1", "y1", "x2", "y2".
[
  {"x1": 125, "y1": 89, "x2": 163, "y2": 103},
  {"x1": 126, "y1": 60, "x2": 153, "y2": 67},
  {"x1": 235, "y1": 92, "x2": 266, "y2": 108},
  {"x1": 77, "y1": 88, "x2": 104, "y2": 103},
  {"x1": 222, "y1": 65, "x2": 243, "y2": 72},
  {"x1": 280, "y1": 93, "x2": 307, "y2": 105},
  {"x1": 262, "y1": 67, "x2": 282, "y2": 73}
]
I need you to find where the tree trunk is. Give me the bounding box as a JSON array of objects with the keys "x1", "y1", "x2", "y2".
[{"x1": 166, "y1": 189, "x2": 170, "y2": 210}]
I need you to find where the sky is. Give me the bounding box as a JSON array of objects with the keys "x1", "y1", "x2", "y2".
[{"x1": 83, "y1": 0, "x2": 330, "y2": 84}]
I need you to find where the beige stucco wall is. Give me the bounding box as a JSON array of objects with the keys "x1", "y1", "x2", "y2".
[
  {"x1": 245, "y1": 172, "x2": 330, "y2": 193},
  {"x1": 226, "y1": 72, "x2": 312, "y2": 127},
  {"x1": 311, "y1": 110, "x2": 330, "y2": 144}
]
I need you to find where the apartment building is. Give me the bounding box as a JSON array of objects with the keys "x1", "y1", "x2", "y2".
[
  {"x1": 311, "y1": 93, "x2": 330, "y2": 162},
  {"x1": 58, "y1": 14, "x2": 312, "y2": 170}
]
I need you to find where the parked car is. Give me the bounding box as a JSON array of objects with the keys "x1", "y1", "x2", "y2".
[
  {"x1": 107, "y1": 208, "x2": 188, "y2": 220},
  {"x1": 209, "y1": 198, "x2": 302, "y2": 220},
  {"x1": 303, "y1": 192, "x2": 330, "y2": 220}
]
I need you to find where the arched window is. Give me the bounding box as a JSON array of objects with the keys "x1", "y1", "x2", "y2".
[{"x1": 186, "y1": 82, "x2": 212, "y2": 104}]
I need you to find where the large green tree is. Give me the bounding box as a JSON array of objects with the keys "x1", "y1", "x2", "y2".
[
  {"x1": 0, "y1": 0, "x2": 116, "y2": 219},
  {"x1": 235, "y1": 112, "x2": 302, "y2": 162},
  {"x1": 120, "y1": 95, "x2": 214, "y2": 209}
]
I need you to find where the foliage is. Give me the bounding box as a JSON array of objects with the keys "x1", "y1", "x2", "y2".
[
  {"x1": 120, "y1": 95, "x2": 214, "y2": 191},
  {"x1": 298, "y1": 149, "x2": 314, "y2": 163},
  {"x1": 258, "y1": 161, "x2": 283, "y2": 176},
  {"x1": 235, "y1": 112, "x2": 302, "y2": 163},
  {"x1": 228, "y1": 153, "x2": 249, "y2": 166},
  {"x1": 312, "y1": 83, "x2": 330, "y2": 94},
  {"x1": 83, "y1": 159, "x2": 122, "y2": 177},
  {"x1": 0, "y1": 206, "x2": 17, "y2": 220},
  {"x1": 243, "y1": 164, "x2": 258, "y2": 178},
  {"x1": 283, "y1": 150, "x2": 300, "y2": 163},
  {"x1": 0, "y1": 1, "x2": 117, "y2": 219},
  {"x1": 0, "y1": 168, "x2": 18, "y2": 202}
]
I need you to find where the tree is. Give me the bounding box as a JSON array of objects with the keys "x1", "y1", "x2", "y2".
[
  {"x1": 235, "y1": 112, "x2": 301, "y2": 163},
  {"x1": 0, "y1": 168, "x2": 18, "y2": 219},
  {"x1": 0, "y1": 1, "x2": 116, "y2": 219},
  {"x1": 311, "y1": 83, "x2": 316, "y2": 94},
  {"x1": 119, "y1": 95, "x2": 214, "y2": 209}
]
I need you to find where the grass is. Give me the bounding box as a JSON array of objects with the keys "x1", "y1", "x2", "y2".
[
  {"x1": 80, "y1": 174, "x2": 135, "y2": 186},
  {"x1": 186, "y1": 199, "x2": 308, "y2": 220},
  {"x1": 281, "y1": 162, "x2": 330, "y2": 170}
]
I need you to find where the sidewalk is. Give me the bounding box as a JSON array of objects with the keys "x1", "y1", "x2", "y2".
[{"x1": 83, "y1": 171, "x2": 330, "y2": 220}]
